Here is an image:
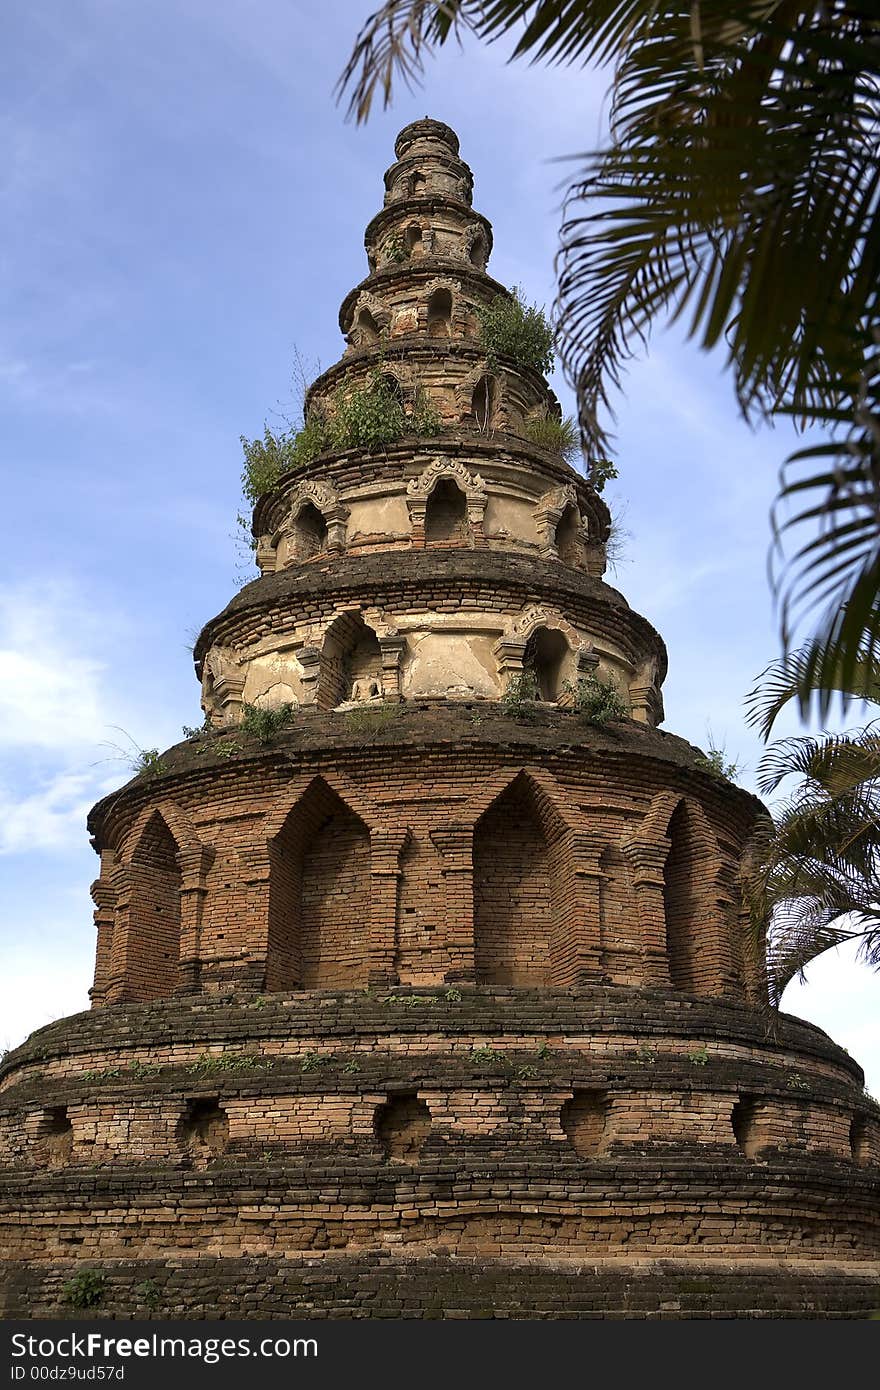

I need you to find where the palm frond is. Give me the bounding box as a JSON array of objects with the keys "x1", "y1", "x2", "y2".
[{"x1": 745, "y1": 645, "x2": 880, "y2": 738}]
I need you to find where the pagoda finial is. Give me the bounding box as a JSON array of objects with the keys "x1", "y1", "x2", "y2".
[{"x1": 394, "y1": 118, "x2": 460, "y2": 159}]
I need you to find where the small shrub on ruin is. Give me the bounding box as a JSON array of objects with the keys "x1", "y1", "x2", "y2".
[
  {"x1": 185, "y1": 1052, "x2": 265, "y2": 1075},
  {"x1": 240, "y1": 702, "x2": 297, "y2": 744},
  {"x1": 63, "y1": 1269, "x2": 107, "y2": 1309},
  {"x1": 136, "y1": 1279, "x2": 161, "y2": 1310},
  {"x1": 343, "y1": 702, "x2": 403, "y2": 739},
  {"x1": 566, "y1": 676, "x2": 630, "y2": 726},
  {"x1": 182, "y1": 717, "x2": 212, "y2": 742},
  {"x1": 471, "y1": 1046, "x2": 506, "y2": 1068},
  {"x1": 500, "y1": 671, "x2": 539, "y2": 716},
  {"x1": 695, "y1": 741, "x2": 743, "y2": 782},
  {"x1": 240, "y1": 414, "x2": 329, "y2": 505},
  {"x1": 408, "y1": 385, "x2": 442, "y2": 437},
  {"x1": 328, "y1": 372, "x2": 440, "y2": 453},
  {"x1": 384, "y1": 234, "x2": 409, "y2": 263},
  {"x1": 300, "y1": 1051, "x2": 330, "y2": 1072},
  {"x1": 132, "y1": 748, "x2": 167, "y2": 779},
  {"x1": 477, "y1": 288, "x2": 554, "y2": 376},
  {"x1": 523, "y1": 410, "x2": 579, "y2": 463}
]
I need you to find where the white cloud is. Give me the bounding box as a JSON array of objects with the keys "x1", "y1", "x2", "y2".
[
  {"x1": 0, "y1": 578, "x2": 146, "y2": 854},
  {"x1": 0, "y1": 768, "x2": 119, "y2": 855},
  {"x1": 0, "y1": 948, "x2": 93, "y2": 1055},
  {"x1": 0, "y1": 580, "x2": 115, "y2": 751}
]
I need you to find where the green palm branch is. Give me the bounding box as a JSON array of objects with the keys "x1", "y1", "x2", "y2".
[{"x1": 744, "y1": 723, "x2": 880, "y2": 1002}]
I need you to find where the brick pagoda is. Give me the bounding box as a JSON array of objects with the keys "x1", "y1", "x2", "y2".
[{"x1": 2, "y1": 120, "x2": 878, "y2": 1319}]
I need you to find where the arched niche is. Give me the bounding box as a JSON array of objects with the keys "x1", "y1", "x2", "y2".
[
  {"x1": 177, "y1": 1098, "x2": 229, "y2": 1163},
  {"x1": 732, "y1": 1094, "x2": 764, "y2": 1159},
  {"x1": 523, "y1": 625, "x2": 571, "y2": 702},
  {"x1": 425, "y1": 476, "x2": 468, "y2": 543},
  {"x1": 473, "y1": 771, "x2": 568, "y2": 987},
  {"x1": 555, "y1": 504, "x2": 584, "y2": 567},
  {"x1": 201, "y1": 646, "x2": 246, "y2": 728},
  {"x1": 407, "y1": 458, "x2": 487, "y2": 546},
  {"x1": 280, "y1": 481, "x2": 347, "y2": 564},
  {"x1": 291, "y1": 501, "x2": 328, "y2": 561},
  {"x1": 470, "y1": 373, "x2": 497, "y2": 431},
  {"x1": 663, "y1": 801, "x2": 706, "y2": 992},
  {"x1": 266, "y1": 778, "x2": 372, "y2": 991},
  {"x1": 561, "y1": 1091, "x2": 608, "y2": 1158},
  {"x1": 37, "y1": 1106, "x2": 74, "y2": 1169},
  {"x1": 624, "y1": 792, "x2": 740, "y2": 997},
  {"x1": 407, "y1": 171, "x2": 427, "y2": 198},
  {"x1": 426, "y1": 286, "x2": 452, "y2": 338},
  {"x1": 317, "y1": 612, "x2": 384, "y2": 709},
  {"x1": 467, "y1": 228, "x2": 488, "y2": 269},
  {"x1": 125, "y1": 810, "x2": 182, "y2": 1001},
  {"x1": 375, "y1": 1094, "x2": 432, "y2": 1162},
  {"x1": 404, "y1": 224, "x2": 423, "y2": 258},
  {"x1": 355, "y1": 307, "x2": 380, "y2": 345}
]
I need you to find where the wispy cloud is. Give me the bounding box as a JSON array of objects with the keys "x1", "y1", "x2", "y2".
[
  {"x1": 0, "y1": 578, "x2": 147, "y2": 854},
  {"x1": 0, "y1": 768, "x2": 117, "y2": 855},
  {"x1": 0, "y1": 582, "x2": 112, "y2": 750}
]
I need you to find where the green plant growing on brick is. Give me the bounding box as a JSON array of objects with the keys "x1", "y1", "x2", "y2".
[
  {"x1": 476, "y1": 287, "x2": 554, "y2": 375},
  {"x1": 133, "y1": 748, "x2": 167, "y2": 778},
  {"x1": 444, "y1": 987, "x2": 462, "y2": 1003},
  {"x1": 500, "y1": 671, "x2": 539, "y2": 717},
  {"x1": 523, "y1": 409, "x2": 579, "y2": 463},
  {"x1": 385, "y1": 233, "x2": 409, "y2": 263},
  {"x1": 408, "y1": 385, "x2": 442, "y2": 437},
  {"x1": 214, "y1": 738, "x2": 244, "y2": 759},
  {"x1": 515, "y1": 1063, "x2": 538, "y2": 1080},
  {"x1": 471, "y1": 1046, "x2": 506, "y2": 1067},
  {"x1": 136, "y1": 1278, "x2": 161, "y2": 1310},
  {"x1": 385, "y1": 993, "x2": 440, "y2": 1008},
  {"x1": 637, "y1": 1044, "x2": 658, "y2": 1065},
  {"x1": 300, "y1": 1050, "x2": 330, "y2": 1072},
  {"x1": 63, "y1": 1269, "x2": 107, "y2": 1309},
  {"x1": 590, "y1": 458, "x2": 619, "y2": 494},
  {"x1": 182, "y1": 716, "x2": 212, "y2": 741},
  {"x1": 533, "y1": 1042, "x2": 551, "y2": 1060},
  {"x1": 127, "y1": 1059, "x2": 160, "y2": 1079},
  {"x1": 329, "y1": 372, "x2": 408, "y2": 452},
  {"x1": 695, "y1": 740, "x2": 744, "y2": 783},
  {"x1": 342, "y1": 1057, "x2": 361, "y2": 1074},
  {"x1": 240, "y1": 702, "x2": 297, "y2": 744},
  {"x1": 240, "y1": 414, "x2": 329, "y2": 505},
  {"x1": 343, "y1": 702, "x2": 402, "y2": 739},
  {"x1": 186, "y1": 1052, "x2": 265, "y2": 1075},
  {"x1": 566, "y1": 676, "x2": 630, "y2": 726},
  {"x1": 688, "y1": 1046, "x2": 710, "y2": 1066}
]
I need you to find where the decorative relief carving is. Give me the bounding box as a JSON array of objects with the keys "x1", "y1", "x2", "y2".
[
  {"x1": 534, "y1": 486, "x2": 583, "y2": 558},
  {"x1": 407, "y1": 456, "x2": 486, "y2": 503},
  {"x1": 275, "y1": 479, "x2": 349, "y2": 561},
  {"x1": 454, "y1": 364, "x2": 505, "y2": 426},
  {"x1": 407, "y1": 457, "x2": 488, "y2": 544},
  {"x1": 346, "y1": 291, "x2": 390, "y2": 345},
  {"x1": 201, "y1": 647, "x2": 246, "y2": 726}
]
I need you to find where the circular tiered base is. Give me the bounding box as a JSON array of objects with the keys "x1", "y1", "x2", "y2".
[{"x1": 1, "y1": 988, "x2": 878, "y2": 1319}]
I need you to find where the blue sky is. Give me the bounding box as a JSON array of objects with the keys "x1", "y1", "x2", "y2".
[{"x1": 1, "y1": 0, "x2": 876, "y2": 1093}]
